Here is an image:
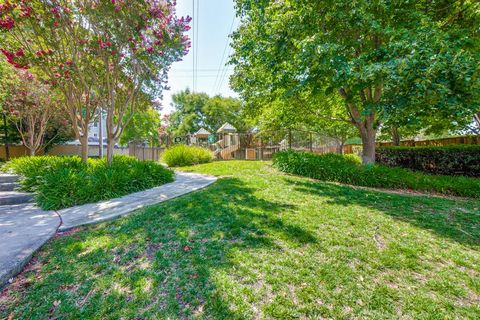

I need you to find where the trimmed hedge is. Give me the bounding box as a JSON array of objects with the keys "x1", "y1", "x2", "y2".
[
  {"x1": 273, "y1": 151, "x2": 480, "y2": 198},
  {"x1": 377, "y1": 145, "x2": 480, "y2": 177},
  {"x1": 4, "y1": 155, "x2": 174, "y2": 210},
  {"x1": 162, "y1": 144, "x2": 213, "y2": 167}
]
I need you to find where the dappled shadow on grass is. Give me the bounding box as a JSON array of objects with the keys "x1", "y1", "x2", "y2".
[
  {"x1": 1, "y1": 177, "x2": 316, "y2": 319},
  {"x1": 283, "y1": 177, "x2": 480, "y2": 248}
]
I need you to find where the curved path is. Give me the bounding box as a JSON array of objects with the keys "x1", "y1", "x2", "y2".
[{"x1": 0, "y1": 171, "x2": 216, "y2": 288}]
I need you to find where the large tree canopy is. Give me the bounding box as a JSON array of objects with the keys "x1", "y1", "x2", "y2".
[
  {"x1": 119, "y1": 108, "x2": 161, "y2": 147},
  {"x1": 231, "y1": 0, "x2": 480, "y2": 163},
  {"x1": 0, "y1": 0, "x2": 190, "y2": 162},
  {"x1": 168, "y1": 89, "x2": 246, "y2": 136}
]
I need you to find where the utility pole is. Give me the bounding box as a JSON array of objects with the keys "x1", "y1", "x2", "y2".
[{"x1": 98, "y1": 108, "x2": 103, "y2": 158}]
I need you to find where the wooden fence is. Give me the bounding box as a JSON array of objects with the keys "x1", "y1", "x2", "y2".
[
  {"x1": 1, "y1": 135, "x2": 477, "y2": 161},
  {"x1": 0, "y1": 144, "x2": 158, "y2": 161},
  {"x1": 128, "y1": 144, "x2": 163, "y2": 161}
]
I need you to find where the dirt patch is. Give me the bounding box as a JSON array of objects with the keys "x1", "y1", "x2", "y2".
[{"x1": 0, "y1": 256, "x2": 44, "y2": 317}]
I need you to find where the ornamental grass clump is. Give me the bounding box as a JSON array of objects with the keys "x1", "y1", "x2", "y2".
[{"x1": 162, "y1": 144, "x2": 213, "y2": 167}]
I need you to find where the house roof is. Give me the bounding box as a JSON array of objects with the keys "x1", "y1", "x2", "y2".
[
  {"x1": 217, "y1": 122, "x2": 237, "y2": 133},
  {"x1": 193, "y1": 128, "x2": 211, "y2": 136}
]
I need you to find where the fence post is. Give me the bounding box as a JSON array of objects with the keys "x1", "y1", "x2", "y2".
[
  {"x1": 309, "y1": 132, "x2": 313, "y2": 152},
  {"x1": 288, "y1": 129, "x2": 292, "y2": 150},
  {"x1": 259, "y1": 137, "x2": 263, "y2": 160}
]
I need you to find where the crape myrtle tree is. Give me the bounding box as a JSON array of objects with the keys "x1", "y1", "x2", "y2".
[
  {"x1": 231, "y1": 0, "x2": 480, "y2": 164},
  {"x1": 87, "y1": 0, "x2": 191, "y2": 162},
  {"x1": 0, "y1": 0, "x2": 191, "y2": 163},
  {"x1": 4, "y1": 70, "x2": 67, "y2": 155},
  {"x1": 0, "y1": 58, "x2": 22, "y2": 154}
]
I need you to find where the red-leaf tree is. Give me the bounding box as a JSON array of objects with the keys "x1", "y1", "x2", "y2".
[
  {"x1": 4, "y1": 70, "x2": 65, "y2": 155},
  {"x1": 0, "y1": 0, "x2": 190, "y2": 162}
]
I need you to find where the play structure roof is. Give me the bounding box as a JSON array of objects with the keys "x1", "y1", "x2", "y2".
[
  {"x1": 217, "y1": 122, "x2": 237, "y2": 133},
  {"x1": 193, "y1": 128, "x2": 211, "y2": 137}
]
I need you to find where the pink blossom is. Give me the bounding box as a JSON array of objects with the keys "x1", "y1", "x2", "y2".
[{"x1": 0, "y1": 16, "x2": 14, "y2": 30}]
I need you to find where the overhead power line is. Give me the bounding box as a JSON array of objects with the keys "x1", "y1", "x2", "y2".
[
  {"x1": 213, "y1": 15, "x2": 236, "y2": 94},
  {"x1": 174, "y1": 68, "x2": 234, "y2": 72},
  {"x1": 216, "y1": 45, "x2": 234, "y2": 93}
]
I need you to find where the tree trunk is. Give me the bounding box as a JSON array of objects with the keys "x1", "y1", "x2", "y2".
[
  {"x1": 391, "y1": 126, "x2": 401, "y2": 146},
  {"x1": 3, "y1": 113, "x2": 10, "y2": 161},
  {"x1": 336, "y1": 142, "x2": 344, "y2": 155},
  {"x1": 359, "y1": 126, "x2": 376, "y2": 165},
  {"x1": 106, "y1": 136, "x2": 115, "y2": 164},
  {"x1": 29, "y1": 148, "x2": 35, "y2": 156},
  {"x1": 80, "y1": 135, "x2": 89, "y2": 162}
]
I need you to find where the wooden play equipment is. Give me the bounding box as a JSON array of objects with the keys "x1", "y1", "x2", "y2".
[
  {"x1": 190, "y1": 128, "x2": 211, "y2": 146},
  {"x1": 214, "y1": 123, "x2": 240, "y2": 160}
]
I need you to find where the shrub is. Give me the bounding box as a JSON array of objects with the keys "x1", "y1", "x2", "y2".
[
  {"x1": 273, "y1": 151, "x2": 480, "y2": 198},
  {"x1": 377, "y1": 145, "x2": 480, "y2": 177},
  {"x1": 162, "y1": 144, "x2": 213, "y2": 167},
  {"x1": 4, "y1": 155, "x2": 174, "y2": 210}
]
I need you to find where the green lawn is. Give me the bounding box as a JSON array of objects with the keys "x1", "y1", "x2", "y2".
[{"x1": 1, "y1": 161, "x2": 479, "y2": 319}]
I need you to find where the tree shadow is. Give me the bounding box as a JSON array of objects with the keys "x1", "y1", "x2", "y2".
[
  {"x1": 2, "y1": 177, "x2": 317, "y2": 319},
  {"x1": 282, "y1": 177, "x2": 480, "y2": 248}
]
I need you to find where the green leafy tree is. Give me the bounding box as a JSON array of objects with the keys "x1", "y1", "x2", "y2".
[
  {"x1": 168, "y1": 89, "x2": 246, "y2": 136},
  {"x1": 4, "y1": 69, "x2": 71, "y2": 155},
  {"x1": 253, "y1": 89, "x2": 357, "y2": 153},
  {"x1": 120, "y1": 108, "x2": 161, "y2": 147},
  {"x1": 0, "y1": 59, "x2": 22, "y2": 156},
  {"x1": 0, "y1": 0, "x2": 191, "y2": 163},
  {"x1": 231, "y1": 0, "x2": 480, "y2": 164}
]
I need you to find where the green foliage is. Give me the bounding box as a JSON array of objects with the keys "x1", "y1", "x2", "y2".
[
  {"x1": 5, "y1": 155, "x2": 174, "y2": 210},
  {"x1": 231, "y1": 0, "x2": 480, "y2": 163},
  {"x1": 119, "y1": 108, "x2": 161, "y2": 146},
  {"x1": 2, "y1": 161, "x2": 480, "y2": 319},
  {"x1": 162, "y1": 144, "x2": 213, "y2": 167},
  {"x1": 377, "y1": 145, "x2": 480, "y2": 177},
  {"x1": 273, "y1": 151, "x2": 480, "y2": 198},
  {"x1": 168, "y1": 89, "x2": 246, "y2": 136}
]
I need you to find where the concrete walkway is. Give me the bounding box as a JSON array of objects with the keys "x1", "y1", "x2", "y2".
[
  {"x1": 0, "y1": 204, "x2": 60, "y2": 287},
  {"x1": 0, "y1": 171, "x2": 216, "y2": 287}
]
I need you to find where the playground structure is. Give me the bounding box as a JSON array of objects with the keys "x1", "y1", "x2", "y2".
[
  {"x1": 177, "y1": 124, "x2": 355, "y2": 160},
  {"x1": 185, "y1": 122, "x2": 275, "y2": 160},
  {"x1": 214, "y1": 123, "x2": 241, "y2": 160}
]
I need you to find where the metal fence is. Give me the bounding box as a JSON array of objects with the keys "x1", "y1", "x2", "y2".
[{"x1": 172, "y1": 129, "x2": 346, "y2": 161}]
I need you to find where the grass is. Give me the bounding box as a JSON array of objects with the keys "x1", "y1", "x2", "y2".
[
  {"x1": 273, "y1": 151, "x2": 480, "y2": 198},
  {"x1": 1, "y1": 161, "x2": 479, "y2": 319}
]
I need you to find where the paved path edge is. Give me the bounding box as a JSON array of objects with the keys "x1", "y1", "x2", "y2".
[
  {"x1": 0, "y1": 172, "x2": 217, "y2": 288},
  {"x1": 0, "y1": 214, "x2": 60, "y2": 289}
]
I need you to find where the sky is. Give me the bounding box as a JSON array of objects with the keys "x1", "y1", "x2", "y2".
[{"x1": 161, "y1": 0, "x2": 239, "y2": 115}]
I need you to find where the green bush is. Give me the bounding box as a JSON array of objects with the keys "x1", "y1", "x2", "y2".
[
  {"x1": 273, "y1": 151, "x2": 480, "y2": 198},
  {"x1": 162, "y1": 144, "x2": 213, "y2": 167},
  {"x1": 4, "y1": 155, "x2": 174, "y2": 210},
  {"x1": 377, "y1": 145, "x2": 480, "y2": 177}
]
